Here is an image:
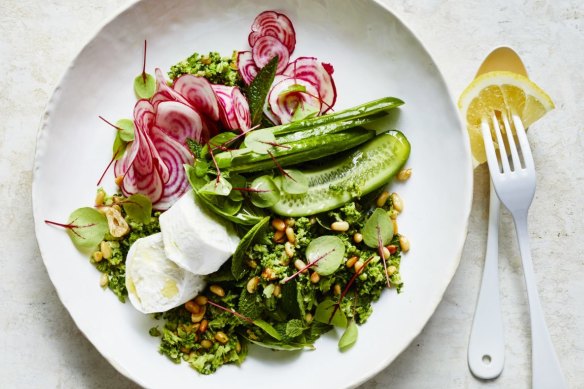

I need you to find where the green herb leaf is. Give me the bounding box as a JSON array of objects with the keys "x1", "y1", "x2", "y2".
[
  {"x1": 134, "y1": 73, "x2": 156, "y2": 99},
  {"x1": 228, "y1": 173, "x2": 246, "y2": 201},
  {"x1": 232, "y1": 216, "x2": 270, "y2": 280},
  {"x1": 253, "y1": 319, "x2": 282, "y2": 340},
  {"x1": 250, "y1": 175, "x2": 281, "y2": 208},
  {"x1": 245, "y1": 56, "x2": 278, "y2": 126},
  {"x1": 291, "y1": 103, "x2": 319, "y2": 122},
  {"x1": 305, "y1": 321, "x2": 333, "y2": 343},
  {"x1": 244, "y1": 129, "x2": 277, "y2": 154},
  {"x1": 238, "y1": 289, "x2": 263, "y2": 319},
  {"x1": 281, "y1": 169, "x2": 309, "y2": 194},
  {"x1": 191, "y1": 186, "x2": 262, "y2": 226},
  {"x1": 362, "y1": 208, "x2": 394, "y2": 248},
  {"x1": 285, "y1": 319, "x2": 306, "y2": 338},
  {"x1": 194, "y1": 159, "x2": 209, "y2": 178},
  {"x1": 122, "y1": 194, "x2": 152, "y2": 224},
  {"x1": 186, "y1": 138, "x2": 204, "y2": 159},
  {"x1": 66, "y1": 208, "x2": 109, "y2": 253},
  {"x1": 306, "y1": 235, "x2": 345, "y2": 276},
  {"x1": 185, "y1": 164, "x2": 210, "y2": 190},
  {"x1": 338, "y1": 320, "x2": 358, "y2": 351},
  {"x1": 116, "y1": 119, "x2": 135, "y2": 142},
  {"x1": 245, "y1": 337, "x2": 313, "y2": 351},
  {"x1": 112, "y1": 132, "x2": 127, "y2": 160},
  {"x1": 280, "y1": 281, "x2": 302, "y2": 318},
  {"x1": 314, "y1": 298, "x2": 347, "y2": 328},
  {"x1": 199, "y1": 176, "x2": 232, "y2": 196}
]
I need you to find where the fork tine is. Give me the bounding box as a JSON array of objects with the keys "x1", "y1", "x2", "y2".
[
  {"x1": 502, "y1": 112, "x2": 522, "y2": 171},
  {"x1": 512, "y1": 113, "x2": 535, "y2": 171},
  {"x1": 481, "y1": 117, "x2": 502, "y2": 175},
  {"x1": 491, "y1": 112, "x2": 511, "y2": 173}
]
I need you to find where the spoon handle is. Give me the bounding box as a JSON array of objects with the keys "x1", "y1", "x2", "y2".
[{"x1": 468, "y1": 182, "x2": 505, "y2": 379}]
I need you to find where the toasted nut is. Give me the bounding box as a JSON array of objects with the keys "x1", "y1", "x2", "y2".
[
  {"x1": 185, "y1": 300, "x2": 201, "y2": 314},
  {"x1": 386, "y1": 244, "x2": 398, "y2": 255},
  {"x1": 92, "y1": 251, "x2": 103, "y2": 263},
  {"x1": 209, "y1": 284, "x2": 225, "y2": 297},
  {"x1": 180, "y1": 346, "x2": 191, "y2": 354},
  {"x1": 294, "y1": 259, "x2": 308, "y2": 273},
  {"x1": 271, "y1": 218, "x2": 286, "y2": 231},
  {"x1": 201, "y1": 339, "x2": 213, "y2": 349},
  {"x1": 103, "y1": 206, "x2": 130, "y2": 237},
  {"x1": 95, "y1": 190, "x2": 105, "y2": 206},
  {"x1": 388, "y1": 209, "x2": 399, "y2": 219},
  {"x1": 309, "y1": 217, "x2": 316, "y2": 225},
  {"x1": 284, "y1": 242, "x2": 295, "y2": 258},
  {"x1": 194, "y1": 295, "x2": 208, "y2": 305},
  {"x1": 399, "y1": 235, "x2": 410, "y2": 252},
  {"x1": 262, "y1": 267, "x2": 277, "y2": 280},
  {"x1": 246, "y1": 259, "x2": 258, "y2": 269},
  {"x1": 310, "y1": 272, "x2": 320, "y2": 283},
  {"x1": 391, "y1": 192, "x2": 403, "y2": 213},
  {"x1": 354, "y1": 260, "x2": 364, "y2": 274},
  {"x1": 215, "y1": 331, "x2": 229, "y2": 344},
  {"x1": 353, "y1": 233, "x2": 363, "y2": 244},
  {"x1": 331, "y1": 221, "x2": 349, "y2": 232},
  {"x1": 100, "y1": 241, "x2": 112, "y2": 259},
  {"x1": 346, "y1": 256, "x2": 358, "y2": 268},
  {"x1": 112, "y1": 204, "x2": 122, "y2": 213},
  {"x1": 191, "y1": 306, "x2": 206, "y2": 323},
  {"x1": 273, "y1": 284, "x2": 281, "y2": 298},
  {"x1": 114, "y1": 175, "x2": 124, "y2": 187},
  {"x1": 333, "y1": 284, "x2": 341, "y2": 296},
  {"x1": 285, "y1": 227, "x2": 296, "y2": 244},
  {"x1": 387, "y1": 265, "x2": 397, "y2": 276},
  {"x1": 382, "y1": 246, "x2": 390, "y2": 260},
  {"x1": 392, "y1": 219, "x2": 399, "y2": 235},
  {"x1": 285, "y1": 218, "x2": 295, "y2": 227},
  {"x1": 273, "y1": 230, "x2": 286, "y2": 243},
  {"x1": 236, "y1": 341, "x2": 242, "y2": 353},
  {"x1": 99, "y1": 273, "x2": 108, "y2": 287},
  {"x1": 397, "y1": 168, "x2": 412, "y2": 181},
  {"x1": 247, "y1": 276, "x2": 260, "y2": 293},
  {"x1": 198, "y1": 319, "x2": 208, "y2": 333},
  {"x1": 376, "y1": 191, "x2": 391, "y2": 207},
  {"x1": 305, "y1": 313, "x2": 313, "y2": 323}
]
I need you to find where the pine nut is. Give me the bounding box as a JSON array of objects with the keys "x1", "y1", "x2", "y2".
[
  {"x1": 310, "y1": 272, "x2": 320, "y2": 283},
  {"x1": 185, "y1": 300, "x2": 201, "y2": 314},
  {"x1": 201, "y1": 339, "x2": 213, "y2": 349},
  {"x1": 273, "y1": 284, "x2": 281, "y2": 297},
  {"x1": 194, "y1": 295, "x2": 208, "y2": 305},
  {"x1": 387, "y1": 265, "x2": 397, "y2": 276},
  {"x1": 247, "y1": 259, "x2": 258, "y2": 269},
  {"x1": 399, "y1": 235, "x2": 410, "y2": 252},
  {"x1": 99, "y1": 273, "x2": 108, "y2": 287},
  {"x1": 95, "y1": 190, "x2": 105, "y2": 206},
  {"x1": 100, "y1": 241, "x2": 112, "y2": 259},
  {"x1": 273, "y1": 230, "x2": 286, "y2": 243},
  {"x1": 247, "y1": 277, "x2": 260, "y2": 293},
  {"x1": 294, "y1": 259, "x2": 307, "y2": 273},
  {"x1": 285, "y1": 227, "x2": 296, "y2": 244},
  {"x1": 353, "y1": 233, "x2": 363, "y2": 244},
  {"x1": 333, "y1": 284, "x2": 341, "y2": 296},
  {"x1": 386, "y1": 244, "x2": 397, "y2": 255},
  {"x1": 284, "y1": 242, "x2": 295, "y2": 258},
  {"x1": 305, "y1": 313, "x2": 313, "y2": 323},
  {"x1": 397, "y1": 168, "x2": 412, "y2": 181},
  {"x1": 346, "y1": 256, "x2": 358, "y2": 268},
  {"x1": 191, "y1": 306, "x2": 206, "y2": 323},
  {"x1": 236, "y1": 341, "x2": 242, "y2": 353},
  {"x1": 354, "y1": 260, "x2": 364, "y2": 274},
  {"x1": 331, "y1": 221, "x2": 349, "y2": 232},
  {"x1": 209, "y1": 284, "x2": 225, "y2": 297},
  {"x1": 391, "y1": 192, "x2": 403, "y2": 212},
  {"x1": 93, "y1": 251, "x2": 103, "y2": 262},
  {"x1": 392, "y1": 219, "x2": 399, "y2": 235},
  {"x1": 115, "y1": 175, "x2": 124, "y2": 186},
  {"x1": 215, "y1": 331, "x2": 229, "y2": 344},
  {"x1": 271, "y1": 218, "x2": 286, "y2": 231},
  {"x1": 376, "y1": 191, "x2": 390, "y2": 207},
  {"x1": 285, "y1": 218, "x2": 295, "y2": 227},
  {"x1": 180, "y1": 346, "x2": 191, "y2": 354},
  {"x1": 198, "y1": 319, "x2": 208, "y2": 333},
  {"x1": 388, "y1": 209, "x2": 399, "y2": 219},
  {"x1": 382, "y1": 247, "x2": 390, "y2": 260}
]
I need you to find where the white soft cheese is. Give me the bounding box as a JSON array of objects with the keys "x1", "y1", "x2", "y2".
[
  {"x1": 125, "y1": 233, "x2": 205, "y2": 314},
  {"x1": 159, "y1": 190, "x2": 240, "y2": 275}
]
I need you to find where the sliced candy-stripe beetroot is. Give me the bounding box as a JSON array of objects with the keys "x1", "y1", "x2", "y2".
[
  {"x1": 148, "y1": 126, "x2": 193, "y2": 210},
  {"x1": 248, "y1": 10, "x2": 296, "y2": 54},
  {"x1": 232, "y1": 86, "x2": 251, "y2": 132},
  {"x1": 252, "y1": 35, "x2": 289, "y2": 74},
  {"x1": 267, "y1": 75, "x2": 321, "y2": 124},
  {"x1": 155, "y1": 101, "x2": 206, "y2": 144},
  {"x1": 173, "y1": 74, "x2": 220, "y2": 122},
  {"x1": 212, "y1": 85, "x2": 239, "y2": 130},
  {"x1": 237, "y1": 51, "x2": 258, "y2": 85},
  {"x1": 283, "y1": 57, "x2": 337, "y2": 114},
  {"x1": 154, "y1": 68, "x2": 190, "y2": 106}
]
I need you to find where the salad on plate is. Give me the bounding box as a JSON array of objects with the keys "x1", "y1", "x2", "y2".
[{"x1": 45, "y1": 10, "x2": 412, "y2": 375}]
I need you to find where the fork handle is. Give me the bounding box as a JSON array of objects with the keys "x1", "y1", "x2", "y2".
[
  {"x1": 468, "y1": 183, "x2": 504, "y2": 379},
  {"x1": 513, "y1": 212, "x2": 567, "y2": 389}
]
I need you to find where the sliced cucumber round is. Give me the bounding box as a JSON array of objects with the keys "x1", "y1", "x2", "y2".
[{"x1": 270, "y1": 131, "x2": 410, "y2": 216}]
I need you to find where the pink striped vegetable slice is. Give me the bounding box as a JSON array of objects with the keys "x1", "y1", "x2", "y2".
[
  {"x1": 283, "y1": 57, "x2": 337, "y2": 114},
  {"x1": 248, "y1": 10, "x2": 296, "y2": 54},
  {"x1": 252, "y1": 35, "x2": 289, "y2": 74},
  {"x1": 173, "y1": 74, "x2": 220, "y2": 122}
]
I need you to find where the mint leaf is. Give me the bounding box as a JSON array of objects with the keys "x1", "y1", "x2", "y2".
[
  {"x1": 253, "y1": 319, "x2": 282, "y2": 340},
  {"x1": 238, "y1": 289, "x2": 263, "y2": 319},
  {"x1": 285, "y1": 319, "x2": 306, "y2": 338},
  {"x1": 245, "y1": 56, "x2": 278, "y2": 126},
  {"x1": 232, "y1": 216, "x2": 270, "y2": 279}
]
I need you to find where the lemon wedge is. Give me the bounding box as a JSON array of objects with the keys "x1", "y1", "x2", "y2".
[{"x1": 458, "y1": 71, "x2": 554, "y2": 165}]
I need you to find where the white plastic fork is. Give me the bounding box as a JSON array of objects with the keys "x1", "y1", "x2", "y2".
[{"x1": 481, "y1": 111, "x2": 567, "y2": 389}]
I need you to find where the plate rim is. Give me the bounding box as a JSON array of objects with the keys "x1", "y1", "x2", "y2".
[{"x1": 31, "y1": 1, "x2": 473, "y2": 387}]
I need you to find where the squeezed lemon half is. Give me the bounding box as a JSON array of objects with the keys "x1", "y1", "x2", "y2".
[{"x1": 458, "y1": 71, "x2": 554, "y2": 165}]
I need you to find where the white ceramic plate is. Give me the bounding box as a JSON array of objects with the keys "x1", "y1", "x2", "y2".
[{"x1": 32, "y1": 1, "x2": 472, "y2": 388}]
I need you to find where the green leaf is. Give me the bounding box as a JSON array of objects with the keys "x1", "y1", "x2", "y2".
[
  {"x1": 339, "y1": 320, "x2": 358, "y2": 351},
  {"x1": 66, "y1": 208, "x2": 109, "y2": 253},
  {"x1": 280, "y1": 281, "x2": 302, "y2": 318},
  {"x1": 185, "y1": 164, "x2": 209, "y2": 190},
  {"x1": 305, "y1": 321, "x2": 333, "y2": 343},
  {"x1": 228, "y1": 173, "x2": 246, "y2": 202},
  {"x1": 362, "y1": 208, "x2": 394, "y2": 248},
  {"x1": 283, "y1": 83, "x2": 307, "y2": 94},
  {"x1": 291, "y1": 103, "x2": 319, "y2": 122},
  {"x1": 112, "y1": 132, "x2": 127, "y2": 160},
  {"x1": 232, "y1": 216, "x2": 270, "y2": 280},
  {"x1": 194, "y1": 159, "x2": 209, "y2": 178},
  {"x1": 116, "y1": 119, "x2": 135, "y2": 142},
  {"x1": 245, "y1": 337, "x2": 313, "y2": 351},
  {"x1": 134, "y1": 73, "x2": 156, "y2": 99},
  {"x1": 186, "y1": 138, "x2": 204, "y2": 159},
  {"x1": 238, "y1": 289, "x2": 263, "y2": 319},
  {"x1": 122, "y1": 194, "x2": 152, "y2": 224},
  {"x1": 253, "y1": 319, "x2": 282, "y2": 340},
  {"x1": 306, "y1": 235, "x2": 345, "y2": 276},
  {"x1": 281, "y1": 169, "x2": 309, "y2": 195},
  {"x1": 314, "y1": 298, "x2": 347, "y2": 328},
  {"x1": 250, "y1": 175, "x2": 280, "y2": 208},
  {"x1": 285, "y1": 319, "x2": 306, "y2": 338},
  {"x1": 199, "y1": 176, "x2": 232, "y2": 196},
  {"x1": 245, "y1": 56, "x2": 278, "y2": 126},
  {"x1": 244, "y1": 129, "x2": 277, "y2": 154},
  {"x1": 192, "y1": 187, "x2": 261, "y2": 226}
]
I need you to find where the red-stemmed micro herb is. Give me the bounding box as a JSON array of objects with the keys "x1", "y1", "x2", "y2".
[
  {"x1": 281, "y1": 249, "x2": 335, "y2": 284},
  {"x1": 207, "y1": 300, "x2": 254, "y2": 324},
  {"x1": 259, "y1": 140, "x2": 291, "y2": 150},
  {"x1": 206, "y1": 143, "x2": 222, "y2": 184},
  {"x1": 267, "y1": 150, "x2": 295, "y2": 181},
  {"x1": 328, "y1": 255, "x2": 374, "y2": 324},
  {"x1": 231, "y1": 187, "x2": 271, "y2": 193},
  {"x1": 44, "y1": 219, "x2": 95, "y2": 239},
  {"x1": 141, "y1": 40, "x2": 148, "y2": 84},
  {"x1": 377, "y1": 226, "x2": 391, "y2": 288},
  {"x1": 98, "y1": 115, "x2": 124, "y2": 132},
  {"x1": 96, "y1": 147, "x2": 121, "y2": 186}
]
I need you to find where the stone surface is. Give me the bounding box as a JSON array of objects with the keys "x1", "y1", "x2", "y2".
[{"x1": 0, "y1": 0, "x2": 582, "y2": 388}]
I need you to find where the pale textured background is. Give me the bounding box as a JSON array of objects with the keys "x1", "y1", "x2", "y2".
[{"x1": 1, "y1": 0, "x2": 583, "y2": 388}]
